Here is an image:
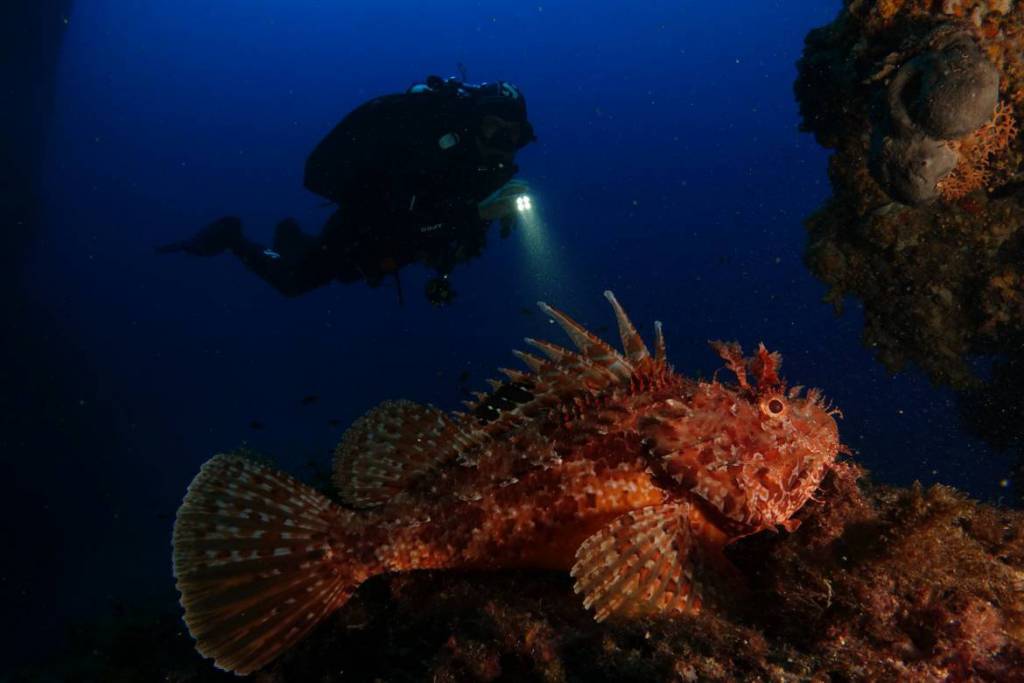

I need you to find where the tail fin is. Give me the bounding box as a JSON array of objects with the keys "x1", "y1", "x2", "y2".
[{"x1": 173, "y1": 454, "x2": 364, "y2": 675}]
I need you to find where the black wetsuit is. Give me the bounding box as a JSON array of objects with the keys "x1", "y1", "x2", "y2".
[{"x1": 229, "y1": 89, "x2": 524, "y2": 298}]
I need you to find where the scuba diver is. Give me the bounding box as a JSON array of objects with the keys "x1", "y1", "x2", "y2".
[{"x1": 158, "y1": 75, "x2": 536, "y2": 305}]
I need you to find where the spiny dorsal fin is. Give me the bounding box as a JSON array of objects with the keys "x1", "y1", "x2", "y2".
[
  {"x1": 512, "y1": 349, "x2": 546, "y2": 373},
  {"x1": 603, "y1": 290, "x2": 650, "y2": 363},
  {"x1": 525, "y1": 336, "x2": 576, "y2": 364},
  {"x1": 498, "y1": 367, "x2": 530, "y2": 383},
  {"x1": 471, "y1": 379, "x2": 535, "y2": 424},
  {"x1": 467, "y1": 293, "x2": 661, "y2": 434},
  {"x1": 465, "y1": 354, "x2": 597, "y2": 433},
  {"x1": 654, "y1": 321, "x2": 667, "y2": 364},
  {"x1": 537, "y1": 300, "x2": 633, "y2": 378},
  {"x1": 334, "y1": 400, "x2": 458, "y2": 507},
  {"x1": 461, "y1": 294, "x2": 665, "y2": 450},
  {"x1": 524, "y1": 336, "x2": 626, "y2": 390},
  {"x1": 571, "y1": 503, "x2": 708, "y2": 622}
]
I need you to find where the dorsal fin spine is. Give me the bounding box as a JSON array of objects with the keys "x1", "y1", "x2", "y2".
[
  {"x1": 537, "y1": 299, "x2": 634, "y2": 378},
  {"x1": 513, "y1": 349, "x2": 546, "y2": 372},
  {"x1": 603, "y1": 290, "x2": 651, "y2": 363}
]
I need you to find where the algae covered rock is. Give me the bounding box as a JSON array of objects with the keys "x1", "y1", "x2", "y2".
[{"x1": 797, "y1": 1, "x2": 1024, "y2": 386}]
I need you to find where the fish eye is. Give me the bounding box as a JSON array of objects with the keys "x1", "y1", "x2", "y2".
[{"x1": 761, "y1": 397, "x2": 786, "y2": 418}]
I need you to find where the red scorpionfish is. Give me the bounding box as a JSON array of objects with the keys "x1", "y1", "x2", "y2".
[{"x1": 172, "y1": 291, "x2": 845, "y2": 674}]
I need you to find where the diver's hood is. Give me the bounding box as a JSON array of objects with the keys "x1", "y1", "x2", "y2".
[
  {"x1": 470, "y1": 81, "x2": 535, "y2": 148},
  {"x1": 411, "y1": 76, "x2": 536, "y2": 149}
]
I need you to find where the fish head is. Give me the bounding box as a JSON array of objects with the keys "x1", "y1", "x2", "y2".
[{"x1": 641, "y1": 342, "x2": 842, "y2": 533}]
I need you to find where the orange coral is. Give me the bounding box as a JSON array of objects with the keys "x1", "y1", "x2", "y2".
[
  {"x1": 862, "y1": 0, "x2": 942, "y2": 26},
  {"x1": 874, "y1": 0, "x2": 903, "y2": 23},
  {"x1": 938, "y1": 102, "x2": 1018, "y2": 201}
]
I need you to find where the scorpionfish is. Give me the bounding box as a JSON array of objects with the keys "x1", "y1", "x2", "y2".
[{"x1": 172, "y1": 292, "x2": 844, "y2": 674}]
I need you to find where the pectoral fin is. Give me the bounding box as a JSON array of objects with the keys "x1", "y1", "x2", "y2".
[{"x1": 570, "y1": 502, "x2": 733, "y2": 622}]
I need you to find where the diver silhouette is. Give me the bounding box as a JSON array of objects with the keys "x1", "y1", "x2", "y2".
[{"x1": 158, "y1": 75, "x2": 536, "y2": 305}]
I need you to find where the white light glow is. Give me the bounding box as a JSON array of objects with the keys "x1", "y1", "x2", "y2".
[{"x1": 510, "y1": 190, "x2": 573, "y2": 302}]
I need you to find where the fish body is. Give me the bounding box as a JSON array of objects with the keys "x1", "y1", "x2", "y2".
[{"x1": 173, "y1": 292, "x2": 843, "y2": 674}]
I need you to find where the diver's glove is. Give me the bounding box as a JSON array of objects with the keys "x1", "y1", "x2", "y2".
[
  {"x1": 156, "y1": 216, "x2": 244, "y2": 256},
  {"x1": 478, "y1": 179, "x2": 530, "y2": 221}
]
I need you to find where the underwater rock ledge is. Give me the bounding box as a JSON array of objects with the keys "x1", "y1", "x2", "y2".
[
  {"x1": 15, "y1": 468, "x2": 1024, "y2": 682},
  {"x1": 795, "y1": 0, "x2": 1024, "y2": 390},
  {"x1": 794, "y1": 0, "x2": 1024, "y2": 503}
]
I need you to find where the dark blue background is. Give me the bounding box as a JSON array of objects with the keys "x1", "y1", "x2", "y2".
[{"x1": 8, "y1": 0, "x2": 1011, "y2": 668}]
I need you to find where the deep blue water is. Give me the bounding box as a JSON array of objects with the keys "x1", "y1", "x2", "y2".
[{"x1": 6, "y1": 0, "x2": 1014, "y2": 669}]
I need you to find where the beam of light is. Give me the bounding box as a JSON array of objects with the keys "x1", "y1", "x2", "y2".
[{"x1": 513, "y1": 196, "x2": 570, "y2": 298}]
